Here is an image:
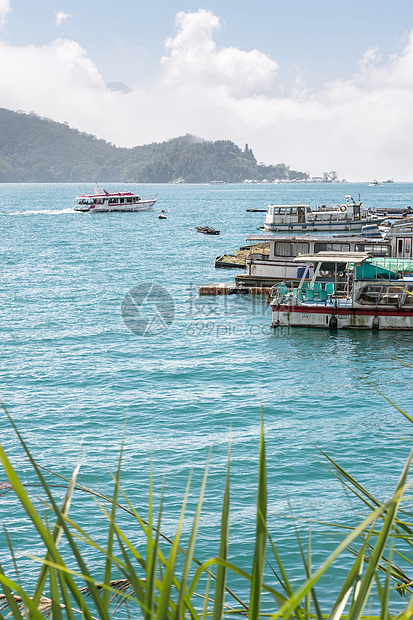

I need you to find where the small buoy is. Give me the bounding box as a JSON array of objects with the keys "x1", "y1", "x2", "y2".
[{"x1": 372, "y1": 316, "x2": 379, "y2": 330}]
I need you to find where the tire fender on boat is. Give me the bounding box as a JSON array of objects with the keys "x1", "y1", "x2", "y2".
[
  {"x1": 328, "y1": 315, "x2": 338, "y2": 330},
  {"x1": 372, "y1": 316, "x2": 379, "y2": 330}
]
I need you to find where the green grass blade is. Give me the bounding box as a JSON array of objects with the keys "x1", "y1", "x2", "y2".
[
  {"x1": 269, "y1": 501, "x2": 389, "y2": 620},
  {"x1": 0, "y1": 562, "x2": 24, "y2": 620},
  {"x1": 0, "y1": 571, "x2": 46, "y2": 620},
  {"x1": 212, "y1": 441, "x2": 231, "y2": 620},
  {"x1": 176, "y1": 448, "x2": 211, "y2": 620},
  {"x1": 145, "y1": 463, "x2": 154, "y2": 620},
  {"x1": 32, "y1": 460, "x2": 82, "y2": 607},
  {"x1": 49, "y1": 566, "x2": 63, "y2": 620},
  {"x1": 266, "y1": 532, "x2": 304, "y2": 620},
  {"x1": 145, "y1": 474, "x2": 165, "y2": 619},
  {"x1": 348, "y1": 451, "x2": 413, "y2": 620},
  {"x1": 0, "y1": 406, "x2": 108, "y2": 620},
  {"x1": 115, "y1": 536, "x2": 149, "y2": 613},
  {"x1": 202, "y1": 574, "x2": 212, "y2": 620},
  {"x1": 347, "y1": 366, "x2": 413, "y2": 424},
  {"x1": 291, "y1": 518, "x2": 322, "y2": 620},
  {"x1": 328, "y1": 538, "x2": 368, "y2": 620},
  {"x1": 249, "y1": 410, "x2": 267, "y2": 620},
  {"x1": 102, "y1": 417, "x2": 127, "y2": 611},
  {"x1": 157, "y1": 473, "x2": 192, "y2": 620},
  {"x1": 306, "y1": 529, "x2": 323, "y2": 620},
  {"x1": 56, "y1": 570, "x2": 77, "y2": 620}
]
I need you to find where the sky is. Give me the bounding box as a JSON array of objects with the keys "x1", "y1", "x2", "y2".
[{"x1": 1, "y1": 0, "x2": 413, "y2": 180}]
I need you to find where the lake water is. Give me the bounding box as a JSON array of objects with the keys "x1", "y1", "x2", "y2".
[{"x1": 1, "y1": 182, "x2": 413, "y2": 611}]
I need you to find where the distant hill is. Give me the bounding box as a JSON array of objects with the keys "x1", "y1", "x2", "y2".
[{"x1": 0, "y1": 108, "x2": 309, "y2": 183}]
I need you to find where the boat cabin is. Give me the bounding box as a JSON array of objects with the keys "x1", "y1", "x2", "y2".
[
  {"x1": 235, "y1": 233, "x2": 392, "y2": 287},
  {"x1": 263, "y1": 197, "x2": 376, "y2": 231}
]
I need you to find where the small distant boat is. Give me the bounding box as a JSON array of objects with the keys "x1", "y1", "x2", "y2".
[
  {"x1": 196, "y1": 226, "x2": 220, "y2": 235},
  {"x1": 158, "y1": 210, "x2": 167, "y2": 219},
  {"x1": 369, "y1": 179, "x2": 380, "y2": 186},
  {"x1": 74, "y1": 184, "x2": 157, "y2": 212}
]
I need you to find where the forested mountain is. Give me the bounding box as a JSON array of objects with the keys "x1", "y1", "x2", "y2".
[{"x1": 0, "y1": 108, "x2": 308, "y2": 183}]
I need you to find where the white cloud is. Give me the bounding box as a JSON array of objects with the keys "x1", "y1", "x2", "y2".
[
  {"x1": 0, "y1": 9, "x2": 413, "y2": 180},
  {"x1": 55, "y1": 10, "x2": 71, "y2": 26},
  {"x1": 0, "y1": 0, "x2": 11, "y2": 25},
  {"x1": 161, "y1": 10, "x2": 279, "y2": 98}
]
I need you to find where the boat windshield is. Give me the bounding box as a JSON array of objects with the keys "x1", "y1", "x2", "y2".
[{"x1": 356, "y1": 283, "x2": 413, "y2": 306}]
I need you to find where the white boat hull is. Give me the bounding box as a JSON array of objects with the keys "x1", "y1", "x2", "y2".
[
  {"x1": 271, "y1": 304, "x2": 413, "y2": 330},
  {"x1": 74, "y1": 200, "x2": 156, "y2": 213}
]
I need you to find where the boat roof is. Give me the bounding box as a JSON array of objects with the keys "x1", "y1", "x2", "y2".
[
  {"x1": 293, "y1": 251, "x2": 372, "y2": 264},
  {"x1": 245, "y1": 233, "x2": 388, "y2": 243},
  {"x1": 77, "y1": 190, "x2": 139, "y2": 198},
  {"x1": 267, "y1": 204, "x2": 309, "y2": 207}
]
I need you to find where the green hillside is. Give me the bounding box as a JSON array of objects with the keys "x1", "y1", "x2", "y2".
[{"x1": 0, "y1": 108, "x2": 308, "y2": 183}]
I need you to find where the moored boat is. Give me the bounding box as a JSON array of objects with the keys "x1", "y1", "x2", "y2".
[
  {"x1": 234, "y1": 221, "x2": 413, "y2": 288},
  {"x1": 269, "y1": 251, "x2": 413, "y2": 330},
  {"x1": 74, "y1": 185, "x2": 157, "y2": 212},
  {"x1": 234, "y1": 232, "x2": 391, "y2": 288},
  {"x1": 263, "y1": 196, "x2": 384, "y2": 232}
]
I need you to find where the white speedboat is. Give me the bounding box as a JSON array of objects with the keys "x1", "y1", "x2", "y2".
[
  {"x1": 74, "y1": 186, "x2": 157, "y2": 212},
  {"x1": 269, "y1": 251, "x2": 413, "y2": 330},
  {"x1": 263, "y1": 196, "x2": 384, "y2": 232}
]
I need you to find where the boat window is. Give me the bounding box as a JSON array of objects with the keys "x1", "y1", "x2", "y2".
[
  {"x1": 295, "y1": 242, "x2": 309, "y2": 254},
  {"x1": 314, "y1": 243, "x2": 350, "y2": 252},
  {"x1": 355, "y1": 244, "x2": 390, "y2": 256},
  {"x1": 398, "y1": 239, "x2": 404, "y2": 254},
  {"x1": 120, "y1": 198, "x2": 124, "y2": 203},
  {"x1": 290, "y1": 208, "x2": 297, "y2": 215},
  {"x1": 307, "y1": 207, "x2": 312, "y2": 213},
  {"x1": 403, "y1": 286, "x2": 413, "y2": 305},
  {"x1": 275, "y1": 242, "x2": 294, "y2": 256},
  {"x1": 279, "y1": 208, "x2": 285, "y2": 214},
  {"x1": 274, "y1": 241, "x2": 310, "y2": 256},
  {"x1": 356, "y1": 284, "x2": 402, "y2": 306}
]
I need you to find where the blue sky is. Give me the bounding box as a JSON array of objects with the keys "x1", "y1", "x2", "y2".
[{"x1": 1, "y1": 0, "x2": 413, "y2": 179}]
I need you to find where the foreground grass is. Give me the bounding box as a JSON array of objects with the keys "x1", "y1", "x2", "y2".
[{"x1": 1, "y1": 401, "x2": 413, "y2": 619}]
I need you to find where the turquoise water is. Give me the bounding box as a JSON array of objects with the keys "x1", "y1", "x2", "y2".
[{"x1": 1, "y1": 182, "x2": 413, "y2": 609}]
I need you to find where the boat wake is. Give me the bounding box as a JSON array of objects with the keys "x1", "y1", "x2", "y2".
[{"x1": 10, "y1": 208, "x2": 75, "y2": 215}]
